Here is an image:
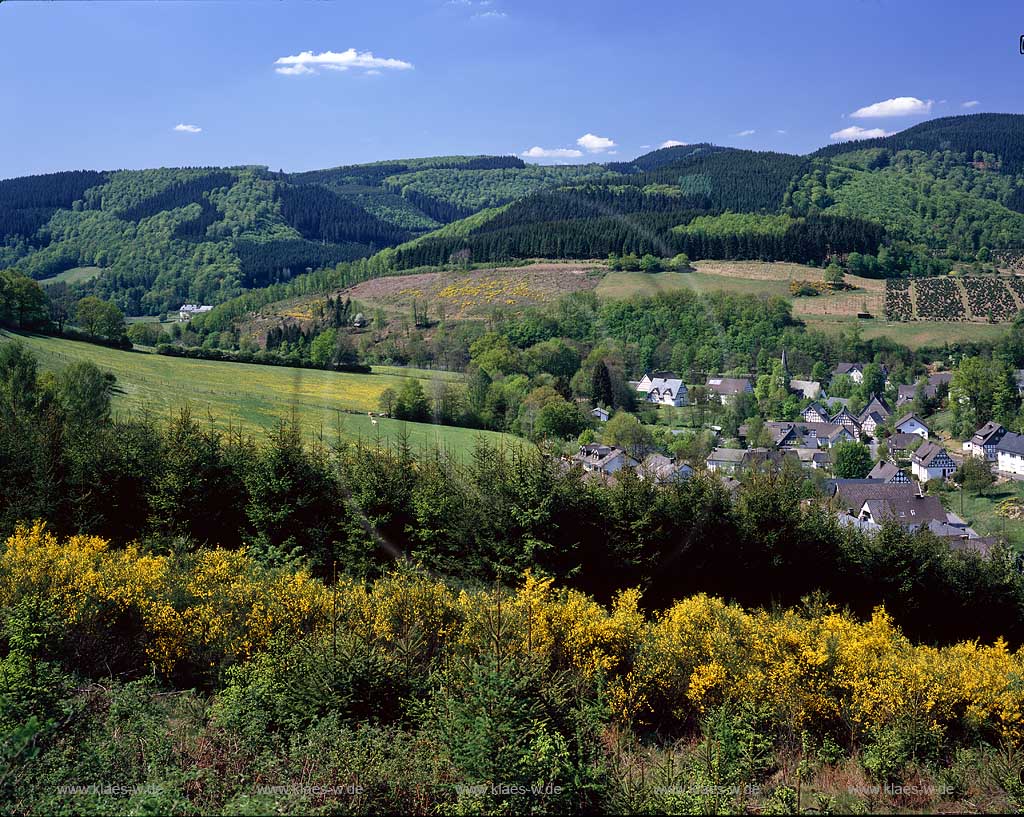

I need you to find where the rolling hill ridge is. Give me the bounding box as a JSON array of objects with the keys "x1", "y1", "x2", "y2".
[{"x1": 2, "y1": 114, "x2": 1023, "y2": 316}]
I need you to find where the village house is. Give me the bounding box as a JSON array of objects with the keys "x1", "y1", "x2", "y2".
[
  {"x1": 829, "y1": 406, "x2": 861, "y2": 435},
  {"x1": 831, "y1": 481, "x2": 950, "y2": 534},
  {"x1": 800, "y1": 402, "x2": 830, "y2": 424},
  {"x1": 706, "y1": 447, "x2": 796, "y2": 474},
  {"x1": 964, "y1": 421, "x2": 1007, "y2": 461},
  {"x1": 740, "y1": 421, "x2": 852, "y2": 450},
  {"x1": 573, "y1": 444, "x2": 637, "y2": 476},
  {"x1": 858, "y1": 394, "x2": 892, "y2": 439},
  {"x1": 885, "y1": 432, "x2": 920, "y2": 458},
  {"x1": 911, "y1": 441, "x2": 957, "y2": 482},
  {"x1": 705, "y1": 447, "x2": 747, "y2": 474},
  {"x1": 590, "y1": 406, "x2": 609, "y2": 423},
  {"x1": 832, "y1": 362, "x2": 888, "y2": 385},
  {"x1": 896, "y1": 372, "x2": 951, "y2": 407},
  {"x1": 867, "y1": 461, "x2": 912, "y2": 484},
  {"x1": 636, "y1": 372, "x2": 688, "y2": 407},
  {"x1": 706, "y1": 376, "x2": 754, "y2": 405},
  {"x1": 638, "y1": 453, "x2": 693, "y2": 484},
  {"x1": 789, "y1": 379, "x2": 822, "y2": 400},
  {"x1": 794, "y1": 448, "x2": 831, "y2": 471},
  {"x1": 996, "y1": 431, "x2": 1024, "y2": 477},
  {"x1": 892, "y1": 412, "x2": 930, "y2": 439}
]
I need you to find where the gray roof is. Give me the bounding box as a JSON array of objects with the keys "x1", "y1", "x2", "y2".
[
  {"x1": 833, "y1": 362, "x2": 888, "y2": 376},
  {"x1": 860, "y1": 492, "x2": 947, "y2": 527},
  {"x1": 708, "y1": 447, "x2": 747, "y2": 463},
  {"x1": 861, "y1": 411, "x2": 886, "y2": 426},
  {"x1": 887, "y1": 432, "x2": 920, "y2": 450},
  {"x1": 893, "y1": 412, "x2": 928, "y2": 431},
  {"x1": 791, "y1": 380, "x2": 822, "y2": 399},
  {"x1": 897, "y1": 383, "x2": 938, "y2": 404},
  {"x1": 913, "y1": 440, "x2": 954, "y2": 467},
  {"x1": 802, "y1": 401, "x2": 828, "y2": 417},
  {"x1": 830, "y1": 406, "x2": 860, "y2": 425},
  {"x1": 972, "y1": 422, "x2": 1007, "y2": 447},
  {"x1": 795, "y1": 447, "x2": 830, "y2": 463},
  {"x1": 859, "y1": 395, "x2": 892, "y2": 421},
  {"x1": 996, "y1": 431, "x2": 1024, "y2": 456},
  {"x1": 831, "y1": 480, "x2": 919, "y2": 513},
  {"x1": 576, "y1": 444, "x2": 633, "y2": 470},
  {"x1": 706, "y1": 376, "x2": 753, "y2": 395},
  {"x1": 928, "y1": 371, "x2": 953, "y2": 387},
  {"x1": 640, "y1": 453, "x2": 692, "y2": 482},
  {"x1": 867, "y1": 461, "x2": 904, "y2": 482}
]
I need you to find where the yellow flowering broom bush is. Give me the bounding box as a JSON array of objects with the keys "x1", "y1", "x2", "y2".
[{"x1": 5, "y1": 524, "x2": 1024, "y2": 748}]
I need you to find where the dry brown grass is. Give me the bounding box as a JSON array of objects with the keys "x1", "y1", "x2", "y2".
[{"x1": 343, "y1": 262, "x2": 602, "y2": 320}]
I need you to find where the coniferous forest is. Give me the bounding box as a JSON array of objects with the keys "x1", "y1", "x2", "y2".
[{"x1": 3, "y1": 115, "x2": 1024, "y2": 315}]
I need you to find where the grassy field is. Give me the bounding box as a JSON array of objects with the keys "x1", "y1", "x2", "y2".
[
  {"x1": 0, "y1": 331, "x2": 515, "y2": 455},
  {"x1": 596, "y1": 260, "x2": 1008, "y2": 350},
  {"x1": 239, "y1": 262, "x2": 602, "y2": 345},
  {"x1": 940, "y1": 481, "x2": 1024, "y2": 552},
  {"x1": 802, "y1": 314, "x2": 1009, "y2": 347},
  {"x1": 38, "y1": 266, "x2": 105, "y2": 285},
  {"x1": 597, "y1": 260, "x2": 886, "y2": 312}
]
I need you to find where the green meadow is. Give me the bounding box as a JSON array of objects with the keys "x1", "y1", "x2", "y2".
[{"x1": 0, "y1": 331, "x2": 515, "y2": 455}]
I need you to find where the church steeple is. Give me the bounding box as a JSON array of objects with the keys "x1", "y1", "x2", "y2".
[{"x1": 780, "y1": 347, "x2": 790, "y2": 379}]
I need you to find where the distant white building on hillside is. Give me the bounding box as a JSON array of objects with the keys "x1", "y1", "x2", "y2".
[
  {"x1": 179, "y1": 304, "x2": 213, "y2": 322},
  {"x1": 636, "y1": 372, "x2": 689, "y2": 407}
]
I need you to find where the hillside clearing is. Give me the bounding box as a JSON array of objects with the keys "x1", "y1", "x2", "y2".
[
  {"x1": 38, "y1": 265, "x2": 105, "y2": 285},
  {"x1": 802, "y1": 315, "x2": 1009, "y2": 346},
  {"x1": 597, "y1": 261, "x2": 885, "y2": 314},
  {"x1": 0, "y1": 331, "x2": 514, "y2": 454}
]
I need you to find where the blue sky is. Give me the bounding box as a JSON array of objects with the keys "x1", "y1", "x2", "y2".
[{"x1": 1, "y1": 0, "x2": 1021, "y2": 178}]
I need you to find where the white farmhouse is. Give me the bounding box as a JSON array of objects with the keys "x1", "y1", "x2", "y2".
[
  {"x1": 911, "y1": 441, "x2": 957, "y2": 482},
  {"x1": 996, "y1": 432, "x2": 1024, "y2": 477},
  {"x1": 963, "y1": 421, "x2": 1007, "y2": 461},
  {"x1": 636, "y1": 372, "x2": 688, "y2": 407},
  {"x1": 892, "y1": 412, "x2": 930, "y2": 440},
  {"x1": 573, "y1": 444, "x2": 637, "y2": 476}
]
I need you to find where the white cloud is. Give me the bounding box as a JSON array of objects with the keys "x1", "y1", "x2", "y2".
[
  {"x1": 576, "y1": 133, "x2": 616, "y2": 152},
  {"x1": 174, "y1": 123, "x2": 202, "y2": 133},
  {"x1": 736, "y1": 129, "x2": 755, "y2": 136},
  {"x1": 962, "y1": 100, "x2": 980, "y2": 108},
  {"x1": 659, "y1": 139, "x2": 688, "y2": 148},
  {"x1": 830, "y1": 125, "x2": 892, "y2": 141},
  {"x1": 776, "y1": 129, "x2": 787, "y2": 135},
  {"x1": 850, "y1": 96, "x2": 932, "y2": 118},
  {"x1": 275, "y1": 63, "x2": 314, "y2": 76},
  {"x1": 474, "y1": 10, "x2": 507, "y2": 18},
  {"x1": 521, "y1": 146, "x2": 584, "y2": 159},
  {"x1": 274, "y1": 49, "x2": 413, "y2": 76}
]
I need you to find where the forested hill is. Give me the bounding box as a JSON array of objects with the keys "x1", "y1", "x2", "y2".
[{"x1": 2, "y1": 113, "x2": 1023, "y2": 314}]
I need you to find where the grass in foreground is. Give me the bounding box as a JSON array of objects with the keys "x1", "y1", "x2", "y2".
[{"x1": 0, "y1": 331, "x2": 515, "y2": 454}]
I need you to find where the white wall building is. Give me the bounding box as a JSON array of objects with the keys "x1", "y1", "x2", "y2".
[{"x1": 996, "y1": 432, "x2": 1024, "y2": 477}]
